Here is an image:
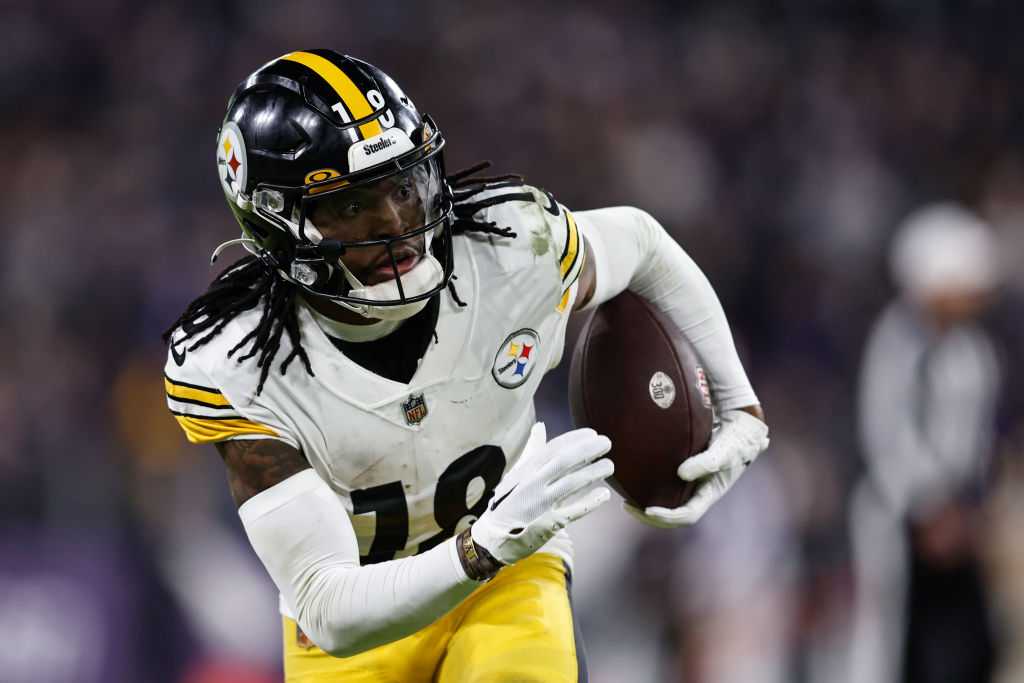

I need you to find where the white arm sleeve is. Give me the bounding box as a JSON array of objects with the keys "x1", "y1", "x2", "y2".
[
  {"x1": 239, "y1": 469, "x2": 476, "y2": 658},
  {"x1": 577, "y1": 207, "x2": 759, "y2": 411}
]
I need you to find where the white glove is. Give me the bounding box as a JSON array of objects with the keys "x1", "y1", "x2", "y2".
[
  {"x1": 625, "y1": 409, "x2": 769, "y2": 528},
  {"x1": 472, "y1": 423, "x2": 614, "y2": 565}
]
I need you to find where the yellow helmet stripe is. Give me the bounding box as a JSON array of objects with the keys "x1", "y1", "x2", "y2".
[{"x1": 282, "y1": 51, "x2": 383, "y2": 140}]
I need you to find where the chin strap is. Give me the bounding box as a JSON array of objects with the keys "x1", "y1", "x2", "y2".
[{"x1": 340, "y1": 255, "x2": 446, "y2": 321}]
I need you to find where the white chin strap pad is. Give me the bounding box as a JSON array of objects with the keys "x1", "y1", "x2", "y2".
[{"x1": 347, "y1": 254, "x2": 445, "y2": 321}]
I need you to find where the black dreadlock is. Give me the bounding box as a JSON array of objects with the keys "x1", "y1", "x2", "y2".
[{"x1": 162, "y1": 162, "x2": 526, "y2": 394}]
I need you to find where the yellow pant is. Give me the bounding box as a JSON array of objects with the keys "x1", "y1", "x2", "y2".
[{"x1": 282, "y1": 553, "x2": 586, "y2": 682}]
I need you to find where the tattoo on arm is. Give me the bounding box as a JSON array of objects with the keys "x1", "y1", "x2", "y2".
[{"x1": 216, "y1": 439, "x2": 311, "y2": 508}]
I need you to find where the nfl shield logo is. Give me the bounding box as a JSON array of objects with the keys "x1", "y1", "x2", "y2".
[{"x1": 402, "y1": 393, "x2": 428, "y2": 425}]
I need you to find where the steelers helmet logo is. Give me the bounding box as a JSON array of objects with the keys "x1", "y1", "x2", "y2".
[
  {"x1": 216, "y1": 122, "x2": 248, "y2": 199},
  {"x1": 492, "y1": 329, "x2": 540, "y2": 389},
  {"x1": 304, "y1": 168, "x2": 341, "y2": 185}
]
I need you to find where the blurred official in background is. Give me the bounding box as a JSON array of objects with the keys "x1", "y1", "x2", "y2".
[{"x1": 849, "y1": 204, "x2": 1002, "y2": 683}]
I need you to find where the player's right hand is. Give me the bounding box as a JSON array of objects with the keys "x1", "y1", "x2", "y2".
[{"x1": 471, "y1": 423, "x2": 614, "y2": 566}]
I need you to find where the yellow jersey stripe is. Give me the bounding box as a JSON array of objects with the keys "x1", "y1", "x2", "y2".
[
  {"x1": 556, "y1": 288, "x2": 572, "y2": 313},
  {"x1": 164, "y1": 377, "x2": 231, "y2": 407},
  {"x1": 559, "y1": 210, "x2": 580, "y2": 280},
  {"x1": 282, "y1": 52, "x2": 383, "y2": 140},
  {"x1": 556, "y1": 241, "x2": 585, "y2": 313},
  {"x1": 173, "y1": 414, "x2": 278, "y2": 444}
]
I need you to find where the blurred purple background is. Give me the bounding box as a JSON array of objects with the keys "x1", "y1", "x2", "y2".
[{"x1": 2, "y1": 1, "x2": 1023, "y2": 681}]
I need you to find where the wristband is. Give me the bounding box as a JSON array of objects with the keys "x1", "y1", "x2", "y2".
[{"x1": 456, "y1": 528, "x2": 503, "y2": 582}]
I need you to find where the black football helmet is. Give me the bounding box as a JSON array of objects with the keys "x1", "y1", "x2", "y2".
[{"x1": 214, "y1": 50, "x2": 453, "y2": 319}]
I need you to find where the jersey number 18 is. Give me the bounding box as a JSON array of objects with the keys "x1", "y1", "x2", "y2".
[{"x1": 351, "y1": 445, "x2": 506, "y2": 564}]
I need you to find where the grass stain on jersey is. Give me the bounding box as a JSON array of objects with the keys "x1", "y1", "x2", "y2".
[{"x1": 530, "y1": 228, "x2": 550, "y2": 257}]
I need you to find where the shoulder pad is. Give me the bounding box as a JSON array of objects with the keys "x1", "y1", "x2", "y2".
[
  {"x1": 455, "y1": 183, "x2": 585, "y2": 311},
  {"x1": 163, "y1": 311, "x2": 293, "y2": 445}
]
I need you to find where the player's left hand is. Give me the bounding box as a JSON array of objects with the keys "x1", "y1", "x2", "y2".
[{"x1": 624, "y1": 409, "x2": 769, "y2": 528}]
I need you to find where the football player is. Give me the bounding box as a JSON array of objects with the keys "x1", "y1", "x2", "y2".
[{"x1": 164, "y1": 50, "x2": 769, "y2": 682}]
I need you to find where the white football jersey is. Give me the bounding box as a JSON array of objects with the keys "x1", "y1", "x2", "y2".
[{"x1": 165, "y1": 185, "x2": 586, "y2": 579}]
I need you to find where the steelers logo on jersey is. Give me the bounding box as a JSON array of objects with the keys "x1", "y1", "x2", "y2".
[
  {"x1": 492, "y1": 328, "x2": 540, "y2": 389},
  {"x1": 217, "y1": 121, "x2": 248, "y2": 200}
]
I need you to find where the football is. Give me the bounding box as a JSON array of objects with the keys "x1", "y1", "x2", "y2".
[{"x1": 568, "y1": 291, "x2": 714, "y2": 509}]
